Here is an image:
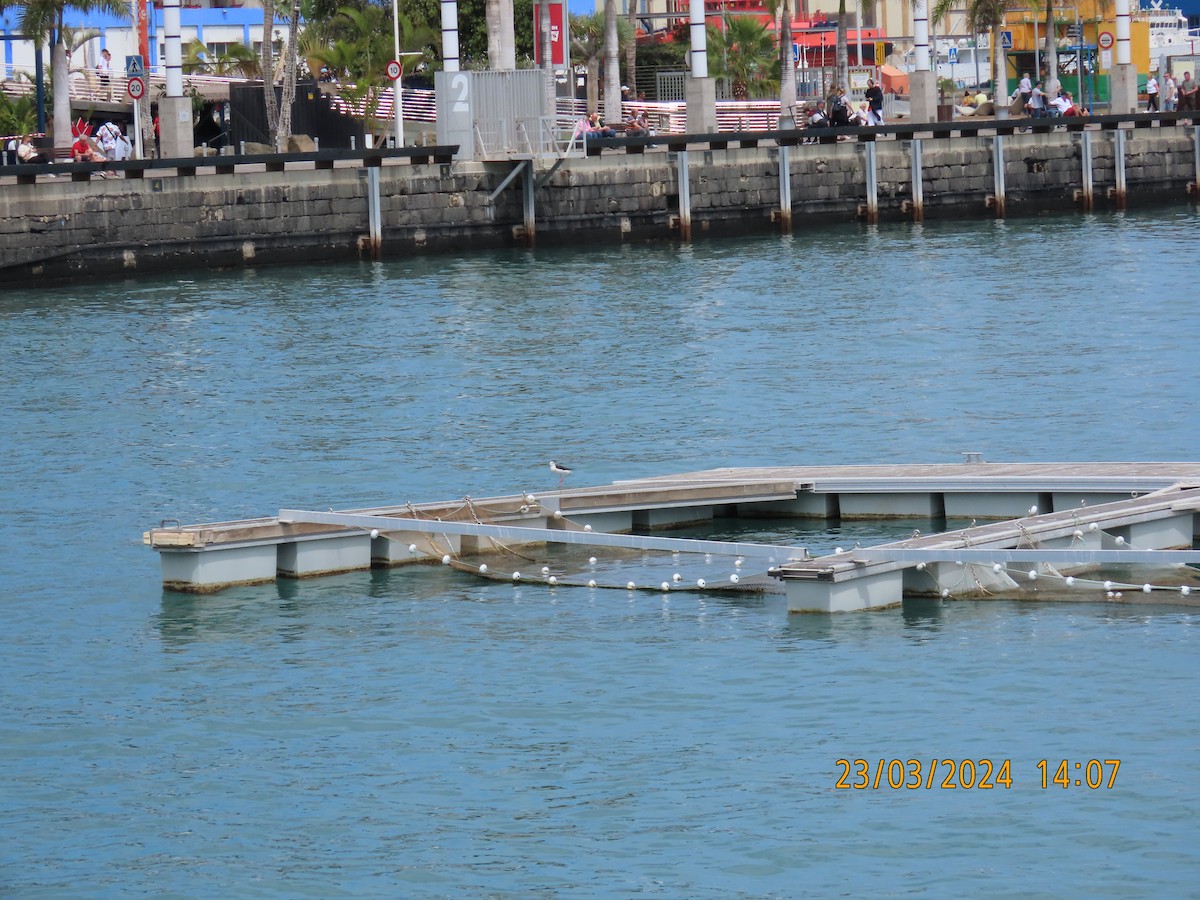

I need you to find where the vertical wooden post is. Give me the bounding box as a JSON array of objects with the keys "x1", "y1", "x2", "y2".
[
  {"x1": 366, "y1": 166, "x2": 382, "y2": 260},
  {"x1": 677, "y1": 150, "x2": 692, "y2": 242},
  {"x1": 522, "y1": 159, "x2": 536, "y2": 248},
  {"x1": 778, "y1": 145, "x2": 792, "y2": 233},
  {"x1": 864, "y1": 141, "x2": 879, "y2": 224},
  {"x1": 1079, "y1": 130, "x2": 1094, "y2": 211},
  {"x1": 908, "y1": 139, "x2": 924, "y2": 221},
  {"x1": 1111, "y1": 128, "x2": 1127, "y2": 209},
  {"x1": 991, "y1": 134, "x2": 1006, "y2": 218}
]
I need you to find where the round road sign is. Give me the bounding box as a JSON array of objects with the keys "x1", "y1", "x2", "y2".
[
  {"x1": 1098, "y1": 31, "x2": 1114, "y2": 50},
  {"x1": 385, "y1": 59, "x2": 403, "y2": 81},
  {"x1": 127, "y1": 76, "x2": 145, "y2": 100}
]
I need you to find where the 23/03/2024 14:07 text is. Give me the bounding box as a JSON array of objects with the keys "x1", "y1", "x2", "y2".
[{"x1": 834, "y1": 758, "x2": 1122, "y2": 790}]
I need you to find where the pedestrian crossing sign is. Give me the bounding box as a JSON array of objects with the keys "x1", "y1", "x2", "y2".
[
  {"x1": 125, "y1": 55, "x2": 145, "y2": 78},
  {"x1": 947, "y1": 46, "x2": 958, "y2": 64},
  {"x1": 1000, "y1": 31, "x2": 1013, "y2": 50}
]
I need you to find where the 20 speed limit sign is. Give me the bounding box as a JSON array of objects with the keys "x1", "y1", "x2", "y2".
[
  {"x1": 127, "y1": 76, "x2": 146, "y2": 100},
  {"x1": 385, "y1": 60, "x2": 403, "y2": 80}
]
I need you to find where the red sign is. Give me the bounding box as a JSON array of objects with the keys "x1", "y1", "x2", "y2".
[
  {"x1": 533, "y1": 2, "x2": 568, "y2": 67},
  {"x1": 385, "y1": 59, "x2": 403, "y2": 81},
  {"x1": 127, "y1": 76, "x2": 145, "y2": 100},
  {"x1": 1098, "y1": 31, "x2": 1114, "y2": 50}
]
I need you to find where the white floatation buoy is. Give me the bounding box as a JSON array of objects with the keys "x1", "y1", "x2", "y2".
[
  {"x1": 916, "y1": 563, "x2": 926, "y2": 571},
  {"x1": 940, "y1": 589, "x2": 949, "y2": 598},
  {"x1": 734, "y1": 558, "x2": 743, "y2": 568},
  {"x1": 1115, "y1": 536, "x2": 1126, "y2": 545},
  {"x1": 1089, "y1": 522, "x2": 1099, "y2": 532},
  {"x1": 661, "y1": 582, "x2": 670, "y2": 592},
  {"x1": 548, "y1": 576, "x2": 558, "y2": 585},
  {"x1": 584, "y1": 524, "x2": 592, "y2": 532},
  {"x1": 587, "y1": 579, "x2": 597, "y2": 589},
  {"x1": 696, "y1": 578, "x2": 706, "y2": 589},
  {"x1": 442, "y1": 555, "x2": 451, "y2": 565},
  {"x1": 1143, "y1": 584, "x2": 1152, "y2": 593},
  {"x1": 1104, "y1": 581, "x2": 1114, "y2": 590},
  {"x1": 993, "y1": 563, "x2": 1003, "y2": 573},
  {"x1": 730, "y1": 574, "x2": 740, "y2": 584},
  {"x1": 1028, "y1": 570, "x2": 1038, "y2": 581},
  {"x1": 541, "y1": 566, "x2": 551, "y2": 575},
  {"x1": 479, "y1": 564, "x2": 488, "y2": 574},
  {"x1": 409, "y1": 544, "x2": 418, "y2": 553},
  {"x1": 525, "y1": 493, "x2": 536, "y2": 504},
  {"x1": 1181, "y1": 586, "x2": 1191, "y2": 596},
  {"x1": 672, "y1": 573, "x2": 682, "y2": 583},
  {"x1": 589, "y1": 557, "x2": 597, "y2": 565},
  {"x1": 512, "y1": 572, "x2": 521, "y2": 581},
  {"x1": 626, "y1": 581, "x2": 636, "y2": 591},
  {"x1": 1065, "y1": 576, "x2": 1075, "y2": 586},
  {"x1": 553, "y1": 510, "x2": 563, "y2": 519},
  {"x1": 370, "y1": 529, "x2": 380, "y2": 539}
]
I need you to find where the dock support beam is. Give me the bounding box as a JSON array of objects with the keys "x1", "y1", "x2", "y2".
[
  {"x1": 1190, "y1": 124, "x2": 1200, "y2": 200},
  {"x1": 522, "y1": 159, "x2": 536, "y2": 248},
  {"x1": 989, "y1": 134, "x2": 1006, "y2": 218},
  {"x1": 676, "y1": 150, "x2": 692, "y2": 242},
  {"x1": 1109, "y1": 129, "x2": 1127, "y2": 209},
  {"x1": 366, "y1": 166, "x2": 382, "y2": 259},
  {"x1": 863, "y1": 142, "x2": 879, "y2": 223},
  {"x1": 777, "y1": 145, "x2": 792, "y2": 233},
  {"x1": 1077, "y1": 131, "x2": 1094, "y2": 211},
  {"x1": 903, "y1": 139, "x2": 924, "y2": 221}
]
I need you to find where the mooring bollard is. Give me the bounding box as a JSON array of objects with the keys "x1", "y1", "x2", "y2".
[
  {"x1": 1110, "y1": 128, "x2": 1128, "y2": 209},
  {"x1": 366, "y1": 166, "x2": 381, "y2": 260},
  {"x1": 1075, "y1": 130, "x2": 1094, "y2": 211},
  {"x1": 862, "y1": 141, "x2": 879, "y2": 223},
  {"x1": 901, "y1": 139, "x2": 924, "y2": 221},
  {"x1": 988, "y1": 133, "x2": 1006, "y2": 218},
  {"x1": 522, "y1": 159, "x2": 536, "y2": 248}
]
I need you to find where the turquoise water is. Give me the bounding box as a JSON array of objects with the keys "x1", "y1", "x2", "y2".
[{"x1": 2, "y1": 209, "x2": 1199, "y2": 895}]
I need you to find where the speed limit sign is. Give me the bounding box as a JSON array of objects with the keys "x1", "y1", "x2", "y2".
[
  {"x1": 127, "y1": 76, "x2": 145, "y2": 100},
  {"x1": 385, "y1": 59, "x2": 403, "y2": 81}
]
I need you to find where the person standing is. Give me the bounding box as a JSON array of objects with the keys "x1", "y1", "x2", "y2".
[
  {"x1": 1145, "y1": 72, "x2": 1159, "y2": 111},
  {"x1": 1179, "y1": 72, "x2": 1197, "y2": 110},
  {"x1": 97, "y1": 48, "x2": 112, "y2": 100},
  {"x1": 865, "y1": 78, "x2": 885, "y2": 125},
  {"x1": 1027, "y1": 81, "x2": 1048, "y2": 117},
  {"x1": 1162, "y1": 71, "x2": 1177, "y2": 111},
  {"x1": 1018, "y1": 72, "x2": 1033, "y2": 108}
]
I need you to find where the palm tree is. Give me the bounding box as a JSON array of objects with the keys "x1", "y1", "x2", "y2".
[
  {"x1": 183, "y1": 39, "x2": 260, "y2": 77},
  {"x1": 260, "y1": 0, "x2": 280, "y2": 141},
  {"x1": 706, "y1": 16, "x2": 778, "y2": 100},
  {"x1": 1042, "y1": 0, "x2": 1058, "y2": 91},
  {"x1": 625, "y1": 0, "x2": 638, "y2": 101},
  {"x1": 604, "y1": 0, "x2": 620, "y2": 123},
  {"x1": 1, "y1": 0, "x2": 123, "y2": 148},
  {"x1": 764, "y1": 0, "x2": 798, "y2": 124},
  {"x1": 570, "y1": 12, "x2": 604, "y2": 112}
]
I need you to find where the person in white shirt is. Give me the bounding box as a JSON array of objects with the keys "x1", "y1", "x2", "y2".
[
  {"x1": 97, "y1": 48, "x2": 112, "y2": 100},
  {"x1": 1027, "y1": 82, "x2": 1048, "y2": 117},
  {"x1": 1145, "y1": 73, "x2": 1159, "y2": 111},
  {"x1": 1050, "y1": 91, "x2": 1076, "y2": 116},
  {"x1": 1018, "y1": 73, "x2": 1033, "y2": 108},
  {"x1": 1162, "y1": 72, "x2": 1177, "y2": 111}
]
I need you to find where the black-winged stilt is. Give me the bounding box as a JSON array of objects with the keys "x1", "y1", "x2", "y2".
[{"x1": 549, "y1": 460, "x2": 572, "y2": 488}]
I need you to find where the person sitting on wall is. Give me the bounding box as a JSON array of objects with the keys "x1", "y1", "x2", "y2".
[
  {"x1": 16, "y1": 134, "x2": 49, "y2": 164},
  {"x1": 1050, "y1": 90, "x2": 1077, "y2": 117},
  {"x1": 587, "y1": 112, "x2": 617, "y2": 138},
  {"x1": 623, "y1": 109, "x2": 649, "y2": 137},
  {"x1": 70, "y1": 119, "x2": 107, "y2": 163}
]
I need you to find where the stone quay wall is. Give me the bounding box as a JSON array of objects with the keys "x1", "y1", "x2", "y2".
[{"x1": 1, "y1": 129, "x2": 1195, "y2": 284}]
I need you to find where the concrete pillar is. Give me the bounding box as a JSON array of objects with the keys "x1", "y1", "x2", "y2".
[
  {"x1": 277, "y1": 534, "x2": 373, "y2": 578},
  {"x1": 159, "y1": 545, "x2": 278, "y2": 592},
  {"x1": 1111, "y1": 0, "x2": 1137, "y2": 112},
  {"x1": 908, "y1": 0, "x2": 937, "y2": 122},
  {"x1": 159, "y1": 0, "x2": 192, "y2": 157},
  {"x1": 784, "y1": 568, "x2": 905, "y2": 613},
  {"x1": 686, "y1": 0, "x2": 717, "y2": 133}
]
